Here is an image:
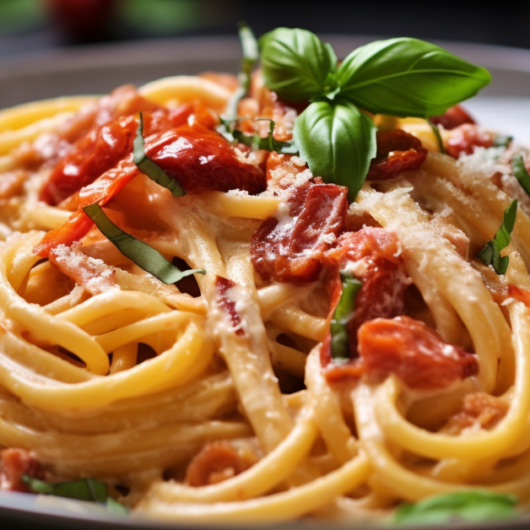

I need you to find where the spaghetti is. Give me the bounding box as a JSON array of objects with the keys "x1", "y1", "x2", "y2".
[{"x1": 0, "y1": 29, "x2": 529, "y2": 526}]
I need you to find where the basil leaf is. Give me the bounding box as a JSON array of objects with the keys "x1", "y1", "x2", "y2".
[
  {"x1": 23, "y1": 475, "x2": 106, "y2": 502},
  {"x1": 21, "y1": 475, "x2": 54, "y2": 494},
  {"x1": 478, "y1": 199, "x2": 517, "y2": 275},
  {"x1": 336, "y1": 38, "x2": 492, "y2": 118},
  {"x1": 330, "y1": 271, "x2": 362, "y2": 361},
  {"x1": 22, "y1": 475, "x2": 129, "y2": 517},
  {"x1": 294, "y1": 98, "x2": 377, "y2": 201},
  {"x1": 512, "y1": 154, "x2": 530, "y2": 196},
  {"x1": 226, "y1": 21, "x2": 259, "y2": 119},
  {"x1": 83, "y1": 203, "x2": 205, "y2": 284},
  {"x1": 134, "y1": 113, "x2": 186, "y2": 197},
  {"x1": 394, "y1": 490, "x2": 518, "y2": 526},
  {"x1": 259, "y1": 27, "x2": 337, "y2": 102}
]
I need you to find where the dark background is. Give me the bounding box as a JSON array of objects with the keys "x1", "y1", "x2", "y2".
[{"x1": 1, "y1": 0, "x2": 529, "y2": 58}]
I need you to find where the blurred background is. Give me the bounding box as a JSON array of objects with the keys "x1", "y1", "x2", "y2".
[
  {"x1": 0, "y1": 0, "x2": 529, "y2": 143},
  {"x1": 1, "y1": 0, "x2": 530, "y2": 57}
]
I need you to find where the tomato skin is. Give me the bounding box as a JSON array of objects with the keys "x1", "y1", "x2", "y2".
[
  {"x1": 430, "y1": 105, "x2": 475, "y2": 130},
  {"x1": 147, "y1": 123, "x2": 265, "y2": 196},
  {"x1": 251, "y1": 183, "x2": 348, "y2": 283},
  {"x1": 35, "y1": 100, "x2": 266, "y2": 257},
  {"x1": 358, "y1": 316, "x2": 478, "y2": 390},
  {"x1": 367, "y1": 130, "x2": 427, "y2": 181},
  {"x1": 215, "y1": 276, "x2": 245, "y2": 337},
  {"x1": 40, "y1": 116, "x2": 139, "y2": 205},
  {"x1": 39, "y1": 102, "x2": 216, "y2": 207},
  {"x1": 185, "y1": 441, "x2": 256, "y2": 487},
  {"x1": 446, "y1": 124, "x2": 493, "y2": 159},
  {"x1": 325, "y1": 228, "x2": 408, "y2": 344},
  {"x1": 320, "y1": 228, "x2": 409, "y2": 380},
  {"x1": 508, "y1": 285, "x2": 530, "y2": 308},
  {"x1": 0, "y1": 448, "x2": 44, "y2": 493}
]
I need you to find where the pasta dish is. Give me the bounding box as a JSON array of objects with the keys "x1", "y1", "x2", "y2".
[{"x1": 0, "y1": 26, "x2": 529, "y2": 525}]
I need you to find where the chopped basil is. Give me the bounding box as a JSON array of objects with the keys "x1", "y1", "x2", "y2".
[
  {"x1": 394, "y1": 490, "x2": 518, "y2": 526},
  {"x1": 477, "y1": 199, "x2": 517, "y2": 275},
  {"x1": 226, "y1": 21, "x2": 259, "y2": 119},
  {"x1": 133, "y1": 112, "x2": 185, "y2": 197},
  {"x1": 258, "y1": 28, "x2": 491, "y2": 202},
  {"x1": 494, "y1": 134, "x2": 513, "y2": 148},
  {"x1": 106, "y1": 496, "x2": 130, "y2": 516},
  {"x1": 512, "y1": 154, "x2": 530, "y2": 196},
  {"x1": 219, "y1": 23, "x2": 298, "y2": 155},
  {"x1": 83, "y1": 203, "x2": 205, "y2": 284},
  {"x1": 22, "y1": 475, "x2": 129, "y2": 516},
  {"x1": 330, "y1": 271, "x2": 362, "y2": 361},
  {"x1": 426, "y1": 118, "x2": 445, "y2": 154},
  {"x1": 219, "y1": 117, "x2": 298, "y2": 154}
]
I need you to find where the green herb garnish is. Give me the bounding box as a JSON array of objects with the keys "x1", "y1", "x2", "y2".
[
  {"x1": 22, "y1": 475, "x2": 129, "y2": 516},
  {"x1": 295, "y1": 99, "x2": 376, "y2": 201},
  {"x1": 83, "y1": 203, "x2": 205, "y2": 284},
  {"x1": 259, "y1": 27, "x2": 338, "y2": 102},
  {"x1": 494, "y1": 134, "x2": 513, "y2": 148},
  {"x1": 427, "y1": 118, "x2": 445, "y2": 154},
  {"x1": 259, "y1": 29, "x2": 491, "y2": 201},
  {"x1": 512, "y1": 154, "x2": 530, "y2": 196},
  {"x1": 394, "y1": 490, "x2": 518, "y2": 526},
  {"x1": 330, "y1": 271, "x2": 362, "y2": 361},
  {"x1": 477, "y1": 199, "x2": 517, "y2": 275},
  {"x1": 226, "y1": 21, "x2": 259, "y2": 119},
  {"x1": 334, "y1": 38, "x2": 491, "y2": 118},
  {"x1": 134, "y1": 112, "x2": 186, "y2": 197},
  {"x1": 219, "y1": 118, "x2": 298, "y2": 154},
  {"x1": 219, "y1": 23, "x2": 292, "y2": 152}
]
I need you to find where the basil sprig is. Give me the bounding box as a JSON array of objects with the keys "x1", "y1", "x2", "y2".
[
  {"x1": 259, "y1": 28, "x2": 491, "y2": 201},
  {"x1": 477, "y1": 199, "x2": 517, "y2": 275},
  {"x1": 219, "y1": 23, "x2": 296, "y2": 153},
  {"x1": 512, "y1": 154, "x2": 530, "y2": 196},
  {"x1": 394, "y1": 490, "x2": 518, "y2": 526},
  {"x1": 22, "y1": 475, "x2": 128, "y2": 516},
  {"x1": 226, "y1": 22, "x2": 259, "y2": 119},
  {"x1": 134, "y1": 112, "x2": 186, "y2": 197},
  {"x1": 330, "y1": 271, "x2": 362, "y2": 361},
  {"x1": 83, "y1": 203, "x2": 205, "y2": 284}
]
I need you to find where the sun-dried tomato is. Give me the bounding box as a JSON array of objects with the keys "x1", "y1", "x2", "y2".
[
  {"x1": 185, "y1": 441, "x2": 257, "y2": 487},
  {"x1": 430, "y1": 105, "x2": 476, "y2": 130},
  {"x1": 508, "y1": 285, "x2": 530, "y2": 308},
  {"x1": 35, "y1": 109, "x2": 265, "y2": 257},
  {"x1": 320, "y1": 228, "x2": 409, "y2": 380},
  {"x1": 367, "y1": 129, "x2": 427, "y2": 181},
  {"x1": 0, "y1": 449, "x2": 44, "y2": 492},
  {"x1": 446, "y1": 124, "x2": 493, "y2": 159},
  {"x1": 215, "y1": 276, "x2": 245, "y2": 337},
  {"x1": 251, "y1": 183, "x2": 348, "y2": 283},
  {"x1": 358, "y1": 316, "x2": 478, "y2": 390}
]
